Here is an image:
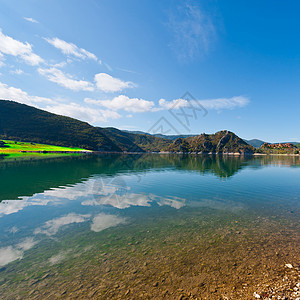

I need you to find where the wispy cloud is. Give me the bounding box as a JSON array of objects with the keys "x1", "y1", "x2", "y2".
[
  {"x1": 17, "y1": 237, "x2": 38, "y2": 251},
  {"x1": 94, "y1": 73, "x2": 135, "y2": 92},
  {"x1": 24, "y1": 17, "x2": 39, "y2": 24},
  {"x1": 167, "y1": 1, "x2": 215, "y2": 61},
  {"x1": 51, "y1": 61, "x2": 67, "y2": 68},
  {"x1": 198, "y1": 96, "x2": 249, "y2": 110},
  {"x1": 0, "y1": 53, "x2": 5, "y2": 67},
  {"x1": 0, "y1": 29, "x2": 44, "y2": 65},
  {"x1": 10, "y1": 69, "x2": 24, "y2": 75},
  {"x1": 45, "y1": 37, "x2": 99, "y2": 62},
  {"x1": 34, "y1": 213, "x2": 91, "y2": 236},
  {"x1": 116, "y1": 67, "x2": 139, "y2": 74},
  {"x1": 38, "y1": 67, "x2": 94, "y2": 91},
  {"x1": 159, "y1": 96, "x2": 249, "y2": 110}
]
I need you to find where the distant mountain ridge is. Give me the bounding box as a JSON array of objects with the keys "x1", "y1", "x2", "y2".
[
  {"x1": 243, "y1": 139, "x2": 265, "y2": 148},
  {"x1": 124, "y1": 130, "x2": 266, "y2": 148},
  {"x1": 122, "y1": 130, "x2": 196, "y2": 141}
]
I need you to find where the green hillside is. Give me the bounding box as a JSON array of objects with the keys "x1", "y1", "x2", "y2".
[
  {"x1": 101, "y1": 127, "x2": 171, "y2": 152},
  {"x1": 0, "y1": 140, "x2": 89, "y2": 153},
  {"x1": 0, "y1": 100, "x2": 121, "y2": 151}
]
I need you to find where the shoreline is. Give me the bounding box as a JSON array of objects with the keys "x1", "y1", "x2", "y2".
[
  {"x1": 94, "y1": 151, "x2": 300, "y2": 157},
  {"x1": 1, "y1": 150, "x2": 300, "y2": 157}
]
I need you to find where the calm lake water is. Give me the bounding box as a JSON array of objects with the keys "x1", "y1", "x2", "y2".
[{"x1": 0, "y1": 154, "x2": 299, "y2": 299}]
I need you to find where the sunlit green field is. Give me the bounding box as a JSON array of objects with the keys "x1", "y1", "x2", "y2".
[{"x1": 0, "y1": 140, "x2": 90, "y2": 153}]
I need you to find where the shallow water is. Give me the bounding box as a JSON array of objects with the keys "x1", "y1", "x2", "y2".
[{"x1": 0, "y1": 154, "x2": 299, "y2": 299}]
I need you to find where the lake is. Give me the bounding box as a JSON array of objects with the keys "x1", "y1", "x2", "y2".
[{"x1": 0, "y1": 154, "x2": 299, "y2": 299}]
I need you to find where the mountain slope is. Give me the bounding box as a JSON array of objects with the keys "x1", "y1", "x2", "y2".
[
  {"x1": 123, "y1": 130, "x2": 197, "y2": 141},
  {"x1": 0, "y1": 100, "x2": 170, "y2": 152},
  {"x1": 244, "y1": 139, "x2": 265, "y2": 148},
  {"x1": 0, "y1": 100, "x2": 121, "y2": 151},
  {"x1": 163, "y1": 130, "x2": 255, "y2": 154},
  {"x1": 98, "y1": 127, "x2": 171, "y2": 152}
]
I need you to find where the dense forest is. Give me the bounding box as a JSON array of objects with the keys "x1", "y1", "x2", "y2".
[{"x1": 0, "y1": 100, "x2": 169, "y2": 152}]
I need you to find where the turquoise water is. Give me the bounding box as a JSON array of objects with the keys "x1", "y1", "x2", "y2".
[{"x1": 0, "y1": 154, "x2": 299, "y2": 299}]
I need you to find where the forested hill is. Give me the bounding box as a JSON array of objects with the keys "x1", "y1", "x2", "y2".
[
  {"x1": 0, "y1": 100, "x2": 120, "y2": 151},
  {"x1": 163, "y1": 131, "x2": 255, "y2": 154},
  {"x1": 0, "y1": 100, "x2": 170, "y2": 151}
]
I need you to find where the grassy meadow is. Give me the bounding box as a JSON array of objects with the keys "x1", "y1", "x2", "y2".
[{"x1": 0, "y1": 140, "x2": 90, "y2": 153}]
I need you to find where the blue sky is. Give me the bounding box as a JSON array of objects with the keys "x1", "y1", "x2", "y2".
[{"x1": 0, "y1": 0, "x2": 299, "y2": 142}]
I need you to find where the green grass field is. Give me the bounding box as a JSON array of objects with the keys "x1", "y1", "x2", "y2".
[{"x1": 0, "y1": 140, "x2": 90, "y2": 153}]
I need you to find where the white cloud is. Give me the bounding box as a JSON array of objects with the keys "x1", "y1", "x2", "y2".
[
  {"x1": 24, "y1": 17, "x2": 39, "y2": 24},
  {"x1": 100, "y1": 109, "x2": 122, "y2": 121},
  {"x1": 94, "y1": 73, "x2": 135, "y2": 92},
  {"x1": 10, "y1": 69, "x2": 24, "y2": 75},
  {"x1": 167, "y1": 2, "x2": 215, "y2": 60},
  {"x1": 154, "y1": 194, "x2": 186, "y2": 209},
  {"x1": 85, "y1": 95, "x2": 248, "y2": 114},
  {"x1": 0, "y1": 174, "x2": 185, "y2": 212},
  {"x1": 83, "y1": 190, "x2": 185, "y2": 210},
  {"x1": 0, "y1": 53, "x2": 5, "y2": 68},
  {"x1": 0, "y1": 29, "x2": 43, "y2": 65},
  {"x1": 0, "y1": 199, "x2": 28, "y2": 216},
  {"x1": 16, "y1": 237, "x2": 38, "y2": 251},
  {"x1": 0, "y1": 237, "x2": 38, "y2": 267},
  {"x1": 45, "y1": 37, "x2": 99, "y2": 62},
  {"x1": 159, "y1": 96, "x2": 249, "y2": 110},
  {"x1": 45, "y1": 102, "x2": 121, "y2": 123},
  {"x1": 34, "y1": 213, "x2": 91, "y2": 236},
  {"x1": 38, "y1": 67, "x2": 94, "y2": 91},
  {"x1": 85, "y1": 95, "x2": 154, "y2": 113},
  {"x1": 0, "y1": 194, "x2": 64, "y2": 218},
  {"x1": 91, "y1": 213, "x2": 126, "y2": 232},
  {"x1": 52, "y1": 61, "x2": 67, "y2": 68},
  {"x1": 0, "y1": 246, "x2": 23, "y2": 266},
  {"x1": 0, "y1": 81, "x2": 56, "y2": 106},
  {"x1": 159, "y1": 98, "x2": 188, "y2": 109}
]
